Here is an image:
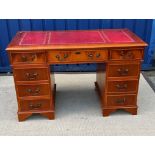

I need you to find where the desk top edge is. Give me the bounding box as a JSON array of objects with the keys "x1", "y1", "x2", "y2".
[{"x1": 6, "y1": 29, "x2": 147, "y2": 51}]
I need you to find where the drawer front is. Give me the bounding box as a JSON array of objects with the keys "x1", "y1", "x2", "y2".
[
  {"x1": 13, "y1": 67, "x2": 49, "y2": 82},
  {"x1": 48, "y1": 49, "x2": 108, "y2": 63},
  {"x1": 11, "y1": 52, "x2": 46, "y2": 64},
  {"x1": 107, "y1": 94, "x2": 136, "y2": 106},
  {"x1": 19, "y1": 99, "x2": 51, "y2": 112},
  {"x1": 107, "y1": 80, "x2": 138, "y2": 93},
  {"x1": 110, "y1": 49, "x2": 143, "y2": 60},
  {"x1": 108, "y1": 63, "x2": 140, "y2": 77},
  {"x1": 17, "y1": 83, "x2": 50, "y2": 97}
]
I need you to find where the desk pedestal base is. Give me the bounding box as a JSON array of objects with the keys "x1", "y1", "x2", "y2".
[
  {"x1": 102, "y1": 107, "x2": 137, "y2": 117},
  {"x1": 18, "y1": 111, "x2": 55, "y2": 122},
  {"x1": 17, "y1": 84, "x2": 56, "y2": 122},
  {"x1": 95, "y1": 81, "x2": 137, "y2": 117}
]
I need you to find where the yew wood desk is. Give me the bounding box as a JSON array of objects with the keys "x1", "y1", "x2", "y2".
[{"x1": 6, "y1": 29, "x2": 147, "y2": 121}]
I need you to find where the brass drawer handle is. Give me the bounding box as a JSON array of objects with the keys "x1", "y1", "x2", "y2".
[
  {"x1": 117, "y1": 68, "x2": 129, "y2": 76},
  {"x1": 96, "y1": 53, "x2": 101, "y2": 58},
  {"x1": 64, "y1": 53, "x2": 68, "y2": 59},
  {"x1": 56, "y1": 54, "x2": 69, "y2": 61},
  {"x1": 31, "y1": 54, "x2": 36, "y2": 61},
  {"x1": 115, "y1": 84, "x2": 127, "y2": 90},
  {"x1": 127, "y1": 51, "x2": 134, "y2": 59},
  {"x1": 29, "y1": 103, "x2": 42, "y2": 110},
  {"x1": 56, "y1": 55, "x2": 63, "y2": 61},
  {"x1": 120, "y1": 50, "x2": 126, "y2": 56},
  {"x1": 119, "y1": 50, "x2": 134, "y2": 59},
  {"x1": 55, "y1": 55, "x2": 60, "y2": 60},
  {"x1": 88, "y1": 53, "x2": 93, "y2": 58},
  {"x1": 25, "y1": 72, "x2": 38, "y2": 80},
  {"x1": 27, "y1": 88, "x2": 40, "y2": 95},
  {"x1": 21, "y1": 55, "x2": 27, "y2": 62},
  {"x1": 116, "y1": 98, "x2": 126, "y2": 104},
  {"x1": 21, "y1": 54, "x2": 36, "y2": 62}
]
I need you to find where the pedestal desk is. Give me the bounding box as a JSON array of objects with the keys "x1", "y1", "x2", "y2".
[{"x1": 6, "y1": 29, "x2": 147, "y2": 121}]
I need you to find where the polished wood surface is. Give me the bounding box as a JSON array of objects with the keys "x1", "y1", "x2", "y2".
[
  {"x1": 106, "y1": 94, "x2": 137, "y2": 106},
  {"x1": 107, "y1": 62, "x2": 140, "y2": 78},
  {"x1": 19, "y1": 99, "x2": 51, "y2": 112},
  {"x1": 47, "y1": 49, "x2": 108, "y2": 64},
  {"x1": 107, "y1": 79, "x2": 138, "y2": 94},
  {"x1": 6, "y1": 29, "x2": 147, "y2": 121},
  {"x1": 109, "y1": 48, "x2": 143, "y2": 60},
  {"x1": 13, "y1": 66, "x2": 50, "y2": 82},
  {"x1": 16, "y1": 83, "x2": 51, "y2": 97},
  {"x1": 10, "y1": 51, "x2": 46, "y2": 65}
]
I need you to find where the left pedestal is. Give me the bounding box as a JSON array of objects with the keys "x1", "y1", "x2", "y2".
[{"x1": 9, "y1": 51, "x2": 55, "y2": 121}]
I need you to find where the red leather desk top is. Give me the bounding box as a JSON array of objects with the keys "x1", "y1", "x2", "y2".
[{"x1": 7, "y1": 29, "x2": 147, "y2": 50}]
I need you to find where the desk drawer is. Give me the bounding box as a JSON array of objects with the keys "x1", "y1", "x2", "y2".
[
  {"x1": 13, "y1": 66, "x2": 49, "y2": 82},
  {"x1": 107, "y1": 94, "x2": 136, "y2": 106},
  {"x1": 107, "y1": 63, "x2": 140, "y2": 77},
  {"x1": 107, "y1": 80, "x2": 138, "y2": 93},
  {"x1": 11, "y1": 52, "x2": 46, "y2": 65},
  {"x1": 19, "y1": 99, "x2": 51, "y2": 112},
  {"x1": 17, "y1": 83, "x2": 50, "y2": 97},
  {"x1": 48, "y1": 49, "x2": 108, "y2": 63},
  {"x1": 110, "y1": 49, "x2": 143, "y2": 60}
]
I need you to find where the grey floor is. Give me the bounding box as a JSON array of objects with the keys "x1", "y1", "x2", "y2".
[
  {"x1": 0, "y1": 73, "x2": 155, "y2": 136},
  {"x1": 143, "y1": 70, "x2": 155, "y2": 92}
]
